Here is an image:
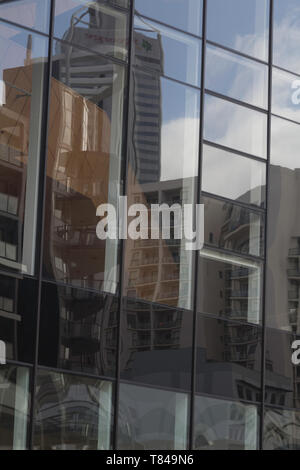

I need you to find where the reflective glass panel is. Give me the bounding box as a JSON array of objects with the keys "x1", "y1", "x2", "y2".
[
  {"x1": 198, "y1": 249, "x2": 262, "y2": 324},
  {"x1": 272, "y1": 68, "x2": 300, "y2": 123},
  {"x1": 204, "y1": 94, "x2": 267, "y2": 159},
  {"x1": 196, "y1": 316, "x2": 262, "y2": 401},
  {"x1": 273, "y1": 0, "x2": 300, "y2": 74},
  {"x1": 43, "y1": 41, "x2": 126, "y2": 294},
  {"x1": 118, "y1": 382, "x2": 189, "y2": 450},
  {"x1": 207, "y1": 0, "x2": 269, "y2": 61},
  {"x1": 202, "y1": 144, "x2": 266, "y2": 208},
  {"x1": 202, "y1": 196, "x2": 265, "y2": 258},
  {"x1": 206, "y1": 45, "x2": 268, "y2": 109},
  {"x1": 34, "y1": 370, "x2": 113, "y2": 450},
  {"x1": 134, "y1": 16, "x2": 202, "y2": 87},
  {"x1": 38, "y1": 282, "x2": 118, "y2": 377},
  {"x1": 264, "y1": 408, "x2": 300, "y2": 450},
  {"x1": 54, "y1": 0, "x2": 129, "y2": 61},
  {"x1": 0, "y1": 0, "x2": 50, "y2": 34},
  {"x1": 194, "y1": 395, "x2": 258, "y2": 450},
  {"x1": 135, "y1": 0, "x2": 203, "y2": 37},
  {"x1": 0, "y1": 22, "x2": 48, "y2": 275},
  {"x1": 123, "y1": 70, "x2": 200, "y2": 310},
  {"x1": 266, "y1": 116, "x2": 300, "y2": 331},
  {"x1": 120, "y1": 298, "x2": 193, "y2": 390},
  {"x1": 0, "y1": 365, "x2": 30, "y2": 450}
]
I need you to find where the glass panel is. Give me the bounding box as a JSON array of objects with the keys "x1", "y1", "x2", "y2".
[
  {"x1": 134, "y1": 16, "x2": 201, "y2": 88},
  {"x1": 118, "y1": 382, "x2": 189, "y2": 450},
  {"x1": 272, "y1": 68, "x2": 300, "y2": 123},
  {"x1": 204, "y1": 94, "x2": 267, "y2": 159},
  {"x1": 202, "y1": 196, "x2": 265, "y2": 258},
  {"x1": 207, "y1": 0, "x2": 269, "y2": 61},
  {"x1": 196, "y1": 316, "x2": 262, "y2": 401},
  {"x1": 202, "y1": 144, "x2": 266, "y2": 208},
  {"x1": 0, "y1": 365, "x2": 30, "y2": 450},
  {"x1": 135, "y1": 0, "x2": 203, "y2": 37},
  {"x1": 34, "y1": 370, "x2": 113, "y2": 450},
  {"x1": 273, "y1": 0, "x2": 300, "y2": 74},
  {"x1": 194, "y1": 395, "x2": 258, "y2": 450},
  {"x1": 123, "y1": 70, "x2": 200, "y2": 310},
  {"x1": 198, "y1": 249, "x2": 262, "y2": 324},
  {"x1": 120, "y1": 298, "x2": 193, "y2": 390},
  {"x1": 43, "y1": 41, "x2": 126, "y2": 294},
  {"x1": 0, "y1": 22, "x2": 48, "y2": 275},
  {"x1": 264, "y1": 408, "x2": 300, "y2": 450},
  {"x1": 0, "y1": 0, "x2": 50, "y2": 34},
  {"x1": 206, "y1": 45, "x2": 268, "y2": 109},
  {"x1": 266, "y1": 116, "x2": 300, "y2": 330},
  {"x1": 0, "y1": 275, "x2": 37, "y2": 363},
  {"x1": 38, "y1": 282, "x2": 118, "y2": 377},
  {"x1": 54, "y1": 0, "x2": 129, "y2": 61}
]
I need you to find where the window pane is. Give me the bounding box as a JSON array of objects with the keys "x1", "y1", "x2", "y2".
[
  {"x1": 202, "y1": 144, "x2": 266, "y2": 208},
  {"x1": 264, "y1": 408, "x2": 300, "y2": 450},
  {"x1": 0, "y1": 365, "x2": 30, "y2": 450},
  {"x1": 272, "y1": 68, "x2": 300, "y2": 123},
  {"x1": 0, "y1": 0, "x2": 50, "y2": 33},
  {"x1": 202, "y1": 196, "x2": 265, "y2": 258},
  {"x1": 207, "y1": 0, "x2": 269, "y2": 61},
  {"x1": 34, "y1": 370, "x2": 113, "y2": 450},
  {"x1": 43, "y1": 41, "x2": 126, "y2": 294},
  {"x1": 123, "y1": 71, "x2": 200, "y2": 310},
  {"x1": 134, "y1": 16, "x2": 201, "y2": 87},
  {"x1": 120, "y1": 298, "x2": 193, "y2": 390},
  {"x1": 266, "y1": 116, "x2": 300, "y2": 331},
  {"x1": 38, "y1": 282, "x2": 118, "y2": 377},
  {"x1": 198, "y1": 249, "x2": 262, "y2": 324},
  {"x1": 206, "y1": 45, "x2": 268, "y2": 109},
  {"x1": 0, "y1": 22, "x2": 48, "y2": 275},
  {"x1": 54, "y1": 0, "x2": 129, "y2": 61},
  {"x1": 118, "y1": 382, "x2": 189, "y2": 450},
  {"x1": 274, "y1": 0, "x2": 300, "y2": 74},
  {"x1": 204, "y1": 94, "x2": 267, "y2": 159},
  {"x1": 196, "y1": 316, "x2": 262, "y2": 401},
  {"x1": 135, "y1": 0, "x2": 203, "y2": 37},
  {"x1": 194, "y1": 395, "x2": 258, "y2": 450}
]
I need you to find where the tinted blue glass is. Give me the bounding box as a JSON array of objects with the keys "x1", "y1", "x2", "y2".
[
  {"x1": 0, "y1": 0, "x2": 50, "y2": 33},
  {"x1": 274, "y1": 0, "x2": 300, "y2": 74}
]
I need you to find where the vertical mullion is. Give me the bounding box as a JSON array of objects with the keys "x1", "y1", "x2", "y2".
[
  {"x1": 260, "y1": 0, "x2": 274, "y2": 451},
  {"x1": 27, "y1": 0, "x2": 56, "y2": 450},
  {"x1": 112, "y1": 0, "x2": 136, "y2": 450},
  {"x1": 189, "y1": 0, "x2": 207, "y2": 451}
]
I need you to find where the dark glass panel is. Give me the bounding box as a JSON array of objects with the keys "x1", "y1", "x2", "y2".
[
  {"x1": 202, "y1": 144, "x2": 266, "y2": 208},
  {"x1": 34, "y1": 369, "x2": 113, "y2": 450},
  {"x1": 43, "y1": 40, "x2": 126, "y2": 294},
  {"x1": 0, "y1": 0, "x2": 50, "y2": 34},
  {"x1": 54, "y1": 0, "x2": 129, "y2": 61},
  {"x1": 207, "y1": 0, "x2": 269, "y2": 61},
  {"x1": 0, "y1": 274, "x2": 37, "y2": 363},
  {"x1": 202, "y1": 195, "x2": 265, "y2": 258},
  {"x1": 195, "y1": 316, "x2": 262, "y2": 401},
  {"x1": 264, "y1": 408, "x2": 300, "y2": 450},
  {"x1": 0, "y1": 22, "x2": 48, "y2": 275},
  {"x1": 134, "y1": 15, "x2": 201, "y2": 87},
  {"x1": 118, "y1": 382, "x2": 189, "y2": 450},
  {"x1": 135, "y1": 0, "x2": 203, "y2": 37},
  {"x1": 0, "y1": 365, "x2": 31, "y2": 450},
  {"x1": 274, "y1": 0, "x2": 300, "y2": 74},
  {"x1": 39, "y1": 281, "x2": 117, "y2": 378},
  {"x1": 204, "y1": 94, "x2": 267, "y2": 159},
  {"x1": 197, "y1": 251, "x2": 262, "y2": 324},
  {"x1": 194, "y1": 395, "x2": 258, "y2": 450},
  {"x1": 206, "y1": 44, "x2": 268, "y2": 109},
  {"x1": 120, "y1": 297, "x2": 193, "y2": 390}
]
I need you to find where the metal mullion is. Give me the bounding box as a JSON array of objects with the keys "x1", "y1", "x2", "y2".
[
  {"x1": 203, "y1": 139, "x2": 268, "y2": 164},
  {"x1": 189, "y1": 0, "x2": 207, "y2": 451},
  {"x1": 27, "y1": 0, "x2": 56, "y2": 450}
]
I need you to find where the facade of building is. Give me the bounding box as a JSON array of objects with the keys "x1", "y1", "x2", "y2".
[{"x1": 0, "y1": 0, "x2": 299, "y2": 450}]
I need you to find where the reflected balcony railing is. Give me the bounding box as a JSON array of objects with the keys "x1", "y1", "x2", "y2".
[
  {"x1": 287, "y1": 269, "x2": 300, "y2": 277},
  {"x1": 61, "y1": 319, "x2": 101, "y2": 342},
  {"x1": 288, "y1": 290, "x2": 299, "y2": 300},
  {"x1": 289, "y1": 248, "x2": 300, "y2": 256}
]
